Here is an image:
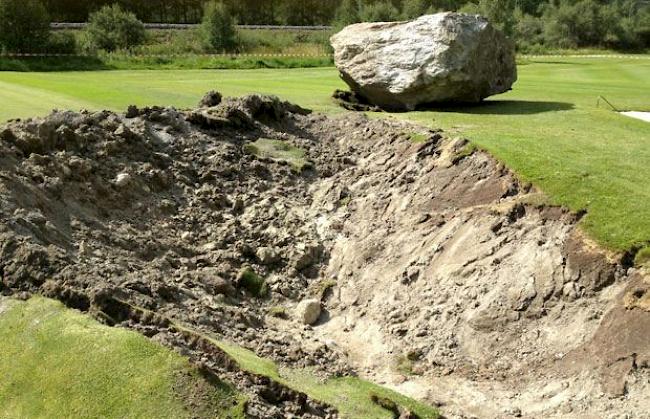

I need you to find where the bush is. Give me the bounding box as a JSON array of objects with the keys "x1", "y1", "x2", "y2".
[
  {"x1": 334, "y1": 0, "x2": 402, "y2": 27},
  {"x1": 201, "y1": 1, "x2": 237, "y2": 53},
  {"x1": 460, "y1": 0, "x2": 517, "y2": 36},
  {"x1": 83, "y1": 4, "x2": 145, "y2": 52},
  {"x1": 0, "y1": 0, "x2": 50, "y2": 53},
  {"x1": 360, "y1": 1, "x2": 401, "y2": 22},
  {"x1": 541, "y1": 0, "x2": 607, "y2": 48},
  {"x1": 402, "y1": 0, "x2": 436, "y2": 19},
  {"x1": 513, "y1": 8, "x2": 544, "y2": 51},
  {"x1": 333, "y1": 0, "x2": 362, "y2": 28},
  {"x1": 47, "y1": 31, "x2": 77, "y2": 54}
]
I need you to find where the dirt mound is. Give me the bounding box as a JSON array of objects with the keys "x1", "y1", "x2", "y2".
[{"x1": 0, "y1": 94, "x2": 648, "y2": 418}]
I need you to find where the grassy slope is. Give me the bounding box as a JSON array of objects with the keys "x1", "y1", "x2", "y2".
[
  {"x1": 0, "y1": 297, "x2": 245, "y2": 419},
  {"x1": 401, "y1": 58, "x2": 650, "y2": 251},
  {"x1": 215, "y1": 340, "x2": 439, "y2": 419},
  {"x1": 0, "y1": 57, "x2": 648, "y2": 251},
  {"x1": 0, "y1": 295, "x2": 437, "y2": 419}
]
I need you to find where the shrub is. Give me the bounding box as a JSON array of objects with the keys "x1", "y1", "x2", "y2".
[
  {"x1": 0, "y1": 0, "x2": 50, "y2": 53},
  {"x1": 333, "y1": 0, "x2": 362, "y2": 28},
  {"x1": 201, "y1": 1, "x2": 237, "y2": 53},
  {"x1": 402, "y1": 0, "x2": 435, "y2": 19},
  {"x1": 333, "y1": 0, "x2": 402, "y2": 26},
  {"x1": 83, "y1": 4, "x2": 145, "y2": 52},
  {"x1": 460, "y1": 0, "x2": 517, "y2": 36},
  {"x1": 541, "y1": 0, "x2": 608, "y2": 48},
  {"x1": 47, "y1": 31, "x2": 77, "y2": 54},
  {"x1": 513, "y1": 8, "x2": 544, "y2": 51},
  {"x1": 360, "y1": 1, "x2": 401, "y2": 22}
]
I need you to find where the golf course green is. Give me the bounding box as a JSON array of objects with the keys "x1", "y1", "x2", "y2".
[{"x1": 0, "y1": 56, "x2": 648, "y2": 252}]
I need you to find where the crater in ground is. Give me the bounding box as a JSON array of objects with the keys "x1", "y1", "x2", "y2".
[{"x1": 0, "y1": 94, "x2": 648, "y2": 418}]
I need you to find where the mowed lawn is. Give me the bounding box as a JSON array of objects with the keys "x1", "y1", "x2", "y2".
[
  {"x1": 0, "y1": 57, "x2": 648, "y2": 252},
  {"x1": 0, "y1": 297, "x2": 244, "y2": 418}
]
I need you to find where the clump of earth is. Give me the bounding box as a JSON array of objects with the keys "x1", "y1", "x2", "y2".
[{"x1": 0, "y1": 93, "x2": 648, "y2": 418}]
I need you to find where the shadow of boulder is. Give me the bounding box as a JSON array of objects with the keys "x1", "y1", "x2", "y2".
[{"x1": 417, "y1": 100, "x2": 575, "y2": 115}]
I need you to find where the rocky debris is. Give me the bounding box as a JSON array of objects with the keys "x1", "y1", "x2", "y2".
[
  {"x1": 0, "y1": 92, "x2": 647, "y2": 419},
  {"x1": 256, "y1": 247, "x2": 280, "y2": 265},
  {"x1": 332, "y1": 89, "x2": 382, "y2": 112},
  {"x1": 331, "y1": 12, "x2": 517, "y2": 110},
  {"x1": 296, "y1": 299, "x2": 322, "y2": 325},
  {"x1": 198, "y1": 90, "x2": 223, "y2": 108}
]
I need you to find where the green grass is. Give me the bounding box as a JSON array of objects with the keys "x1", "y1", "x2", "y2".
[
  {"x1": 0, "y1": 297, "x2": 245, "y2": 418},
  {"x1": 408, "y1": 132, "x2": 431, "y2": 143},
  {"x1": 635, "y1": 247, "x2": 650, "y2": 267},
  {"x1": 0, "y1": 56, "x2": 648, "y2": 252},
  {"x1": 237, "y1": 267, "x2": 269, "y2": 297},
  {"x1": 55, "y1": 27, "x2": 331, "y2": 57},
  {"x1": 215, "y1": 340, "x2": 439, "y2": 419},
  {"x1": 0, "y1": 55, "x2": 334, "y2": 72}
]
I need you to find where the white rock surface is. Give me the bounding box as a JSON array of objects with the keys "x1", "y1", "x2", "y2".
[
  {"x1": 295, "y1": 299, "x2": 322, "y2": 325},
  {"x1": 621, "y1": 111, "x2": 650, "y2": 122},
  {"x1": 114, "y1": 172, "x2": 132, "y2": 188},
  {"x1": 331, "y1": 12, "x2": 517, "y2": 110}
]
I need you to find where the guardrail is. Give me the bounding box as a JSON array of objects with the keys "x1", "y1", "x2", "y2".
[
  {"x1": 521, "y1": 54, "x2": 650, "y2": 59},
  {"x1": 50, "y1": 23, "x2": 333, "y2": 31},
  {"x1": 0, "y1": 52, "x2": 332, "y2": 58},
  {"x1": 2, "y1": 52, "x2": 646, "y2": 60}
]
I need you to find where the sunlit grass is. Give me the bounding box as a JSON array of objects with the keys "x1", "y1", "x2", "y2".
[
  {"x1": 0, "y1": 297, "x2": 245, "y2": 419},
  {"x1": 0, "y1": 56, "x2": 648, "y2": 251}
]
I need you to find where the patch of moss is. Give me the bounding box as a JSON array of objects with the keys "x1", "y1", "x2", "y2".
[
  {"x1": 238, "y1": 267, "x2": 269, "y2": 298},
  {"x1": 635, "y1": 247, "x2": 650, "y2": 267},
  {"x1": 267, "y1": 306, "x2": 288, "y2": 319},
  {"x1": 452, "y1": 142, "x2": 479, "y2": 163},
  {"x1": 244, "y1": 138, "x2": 311, "y2": 172},
  {"x1": 316, "y1": 279, "x2": 337, "y2": 299},
  {"x1": 395, "y1": 355, "x2": 414, "y2": 376},
  {"x1": 408, "y1": 132, "x2": 430, "y2": 143},
  {"x1": 339, "y1": 196, "x2": 352, "y2": 207}
]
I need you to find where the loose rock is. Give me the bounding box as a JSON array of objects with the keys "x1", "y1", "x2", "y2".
[{"x1": 296, "y1": 299, "x2": 322, "y2": 325}]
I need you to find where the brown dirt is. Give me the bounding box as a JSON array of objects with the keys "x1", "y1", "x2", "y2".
[{"x1": 0, "y1": 93, "x2": 648, "y2": 419}]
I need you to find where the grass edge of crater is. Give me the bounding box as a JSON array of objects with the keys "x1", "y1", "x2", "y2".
[
  {"x1": 0, "y1": 296, "x2": 246, "y2": 419},
  {"x1": 214, "y1": 340, "x2": 440, "y2": 419}
]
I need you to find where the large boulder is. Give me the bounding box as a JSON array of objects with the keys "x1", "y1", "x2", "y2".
[{"x1": 330, "y1": 13, "x2": 517, "y2": 111}]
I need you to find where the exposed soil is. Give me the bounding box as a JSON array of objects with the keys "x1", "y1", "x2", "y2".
[{"x1": 0, "y1": 93, "x2": 648, "y2": 418}]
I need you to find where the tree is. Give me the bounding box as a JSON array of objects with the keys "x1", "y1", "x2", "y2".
[
  {"x1": 83, "y1": 4, "x2": 145, "y2": 52},
  {"x1": 334, "y1": 0, "x2": 363, "y2": 27},
  {"x1": 0, "y1": 0, "x2": 50, "y2": 53},
  {"x1": 201, "y1": 1, "x2": 236, "y2": 52},
  {"x1": 460, "y1": 0, "x2": 517, "y2": 36},
  {"x1": 360, "y1": 0, "x2": 401, "y2": 22},
  {"x1": 513, "y1": 7, "x2": 544, "y2": 50},
  {"x1": 541, "y1": 0, "x2": 607, "y2": 48},
  {"x1": 279, "y1": 0, "x2": 338, "y2": 25},
  {"x1": 402, "y1": 0, "x2": 432, "y2": 18}
]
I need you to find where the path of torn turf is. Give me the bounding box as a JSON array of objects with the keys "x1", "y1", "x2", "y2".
[{"x1": 0, "y1": 93, "x2": 648, "y2": 418}]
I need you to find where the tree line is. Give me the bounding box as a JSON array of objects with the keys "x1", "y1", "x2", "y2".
[{"x1": 1, "y1": 0, "x2": 649, "y2": 53}]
